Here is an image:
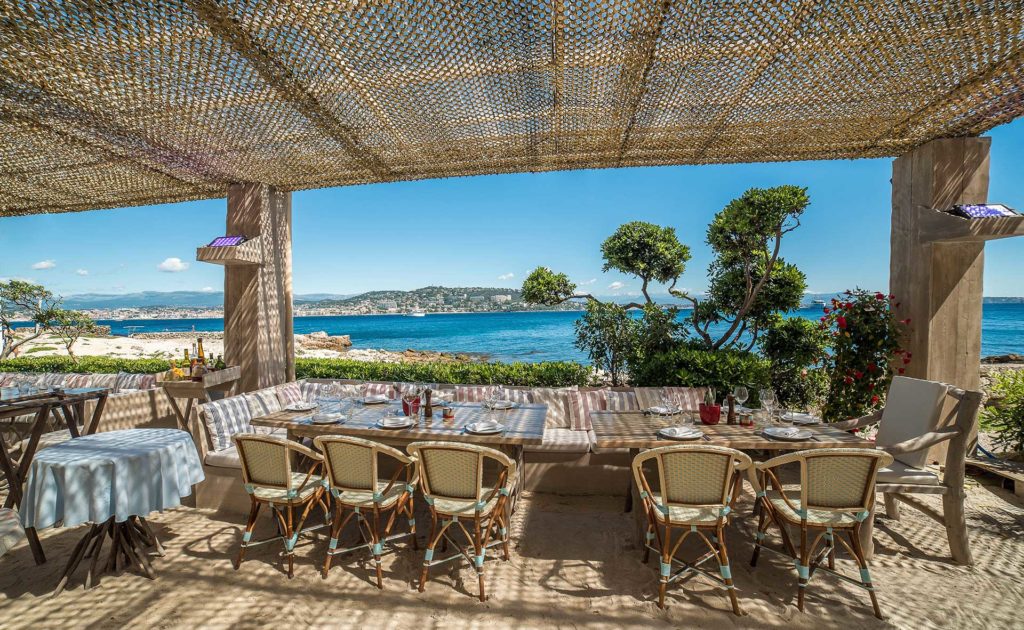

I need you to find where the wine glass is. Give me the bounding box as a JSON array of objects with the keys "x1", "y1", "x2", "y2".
[
  {"x1": 759, "y1": 388, "x2": 777, "y2": 424},
  {"x1": 733, "y1": 386, "x2": 749, "y2": 409},
  {"x1": 495, "y1": 384, "x2": 506, "y2": 405},
  {"x1": 660, "y1": 393, "x2": 674, "y2": 415},
  {"x1": 673, "y1": 393, "x2": 689, "y2": 424},
  {"x1": 359, "y1": 382, "x2": 369, "y2": 403}
]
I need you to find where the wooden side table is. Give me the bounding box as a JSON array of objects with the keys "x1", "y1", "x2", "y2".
[{"x1": 158, "y1": 366, "x2": 241, "y2": 434}]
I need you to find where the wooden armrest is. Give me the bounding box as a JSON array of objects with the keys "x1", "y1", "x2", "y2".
[
  {"x1": 286, "y1": 440, "x2": 324, "y2": 461},
  {"x1": 832, "y1": 409, "x2": 883, "y2": 431},
  {"x1": 880, "y1": 427, "x2": 959, "y2": 457},
  {"x1": 754, "y1": 451, "x2": 804, "y2": 471}
]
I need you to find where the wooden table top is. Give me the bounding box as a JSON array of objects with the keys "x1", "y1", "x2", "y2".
[
  {"x1": 590, "y1": 410, "x2": 873, "y2": 450},
  {"x1": 252, "y1": 401, "x2": 548, "y2": 447}
]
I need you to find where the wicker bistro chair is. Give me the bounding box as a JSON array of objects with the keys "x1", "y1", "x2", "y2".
[
  {"x1": 406, "y1": 441, "x2": 517, "y2": 602},
  {"x1": 632, "y1": 445, "x2": 753, "y2": 613},
  {"x1": 232, "y1": 434, "x2": 329, "y2": 578},
  {"x1": 313, "y1": 436, "x2": 418, "y2": 587},
  {"x1": 750, "y1": 448, "x2": 894, "y2": 619}
]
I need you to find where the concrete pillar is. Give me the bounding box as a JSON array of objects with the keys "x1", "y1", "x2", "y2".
[
  {"x1": 224, "y1": 182, "x2": 294, "y2": 392},
  {"x1": 890, "y1": 137, "x2": 990, "y2": 391}
]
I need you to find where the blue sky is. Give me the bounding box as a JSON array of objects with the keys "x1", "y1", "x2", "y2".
[{"x1": 2, "y1": 118, "x2": 1024, "y2": 299}]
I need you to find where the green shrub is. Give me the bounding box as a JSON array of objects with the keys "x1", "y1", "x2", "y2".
[
  {"x1": 629, "y1": 342, "x2": 769, "y2": 399},
  {"x1": 760, "y1": 316, "x2": 829, "y2": 408},
  {"x1": 0, "y1": 356, "x2": 171, "y2": 374},
  {"x1": 983, "y1": 370, "x2": 1024, "y2": 456},
  {"x1": 0, "y1": 356, "x2": 593, "y2": 388},
  {"x1": 295, "y1": 358, "x2": 593, "y2": 387}
]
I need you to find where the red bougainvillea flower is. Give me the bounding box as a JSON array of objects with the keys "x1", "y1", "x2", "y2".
[
  {"x1": 903, "y1": 357, "x2": 911, "y2": 365},
  {"x1": 867, "y1": 363, "x2": 877, "y2": 372},
  {"x1": 898, "y1": 368, "x2": 906, "y2": 374},
  {"x1": 871, "y1": 395, "x2": 880, "y2": 404},
  {"x1": 844, "y1": 376, "x2": 854, "y2": 385},
  {"x1": 854, "y1": 370, "x2": 864, "y2": 379},
  {"x1": 875, "y1": 292, "x2": 885, "y2": 300},
  {"x1": 837, "y1": 316, "x2": 847, "y2": 329},
  {"x1": 823, "y1": 307, "x2": 830, "y2": 314}
]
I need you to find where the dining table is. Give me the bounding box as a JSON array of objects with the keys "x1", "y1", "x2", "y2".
[
  {"x1": 589, "y1": 409, "x2": 880, "y2": 557},
  {"x1": 0, "y1": 386, "x2": 111, "y2": 564},
  {"x1": 19, "y1": 428, "x2": 204, "y2": 595},
  {"x1": 251, "y1": 399, "x2": 548, "y2": 510}
]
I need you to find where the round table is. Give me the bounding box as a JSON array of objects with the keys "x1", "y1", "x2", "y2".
[{"x1": 20, "y1": 428, "x2": 205, "y2": 594}]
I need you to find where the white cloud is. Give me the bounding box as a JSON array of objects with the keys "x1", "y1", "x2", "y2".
[
  {"x1": 157, "y1": 257, "x2": 189, "y2": 273},
  {"x1": 608, "y1": 281, "x2": 626, "y2": 291},
  {"x1": 200, "y1": 286, "x2": 215, "y2": 293},
  {"x1": 577, "y1": 278, "x2": 597, "y2": 286},
  {"x1": 497, "y1": 272, "x2": 515, "y2": 281},
  {"x1": 32, "y1": 259, "x2": 56, "y2": 270},
  {"x1": 75, "y1": 268, "x2": 89, "y2": 276}
]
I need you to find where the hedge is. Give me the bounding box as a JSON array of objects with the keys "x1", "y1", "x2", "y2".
[
  {"x1": 629, "y1": 343, "x2": 771, "y2": 400},
  {"x1": 0, "y1": 356, "x2": 593, "y2": 388}
]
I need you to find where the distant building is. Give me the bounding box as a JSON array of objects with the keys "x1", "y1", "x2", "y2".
[
  {"x1": 469, "y1": 295, "x2": 486, "y2": 303},
  {"x1": 491, "y1": 294, "x2": 512, "y2": 304},
  {"x1": 379, "y1": 300, "x2": 398, "y2": 309}
]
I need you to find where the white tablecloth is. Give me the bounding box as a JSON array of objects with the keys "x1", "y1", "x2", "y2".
[{"x1": 20, "y1": 429, "x2": 205, "y2": 529}]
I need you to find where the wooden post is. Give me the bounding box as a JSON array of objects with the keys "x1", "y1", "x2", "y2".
[
  {"x1": 223, "y1": 183, "x2": 294, "y2": 392},
  {"x1": 890, "y1": 137, "x2": 990, "y2": 392}
]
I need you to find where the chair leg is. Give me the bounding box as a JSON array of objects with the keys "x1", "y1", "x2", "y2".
[
  {"x1": 473, "y1": 517, "x2": 486, "y2": 602},
  {"x1": 658, "y1": 528, "x2": 671, "y2": 609},
  {"x1": 942, "y1": 491, "x2": 973, "y2": 565},
  {"x1": 883, "y1": 492, "x2": 900, "y2": 520},
  {"x1": 797, "y1": 526, "x2": 809, "y2": 612},
  {"x1": 322, "y1": 505, "x2": 347, "y2": 579},
  {"x1": 418, "y1": 512, "x2": 439, "y2": 593},
  {"x1": 235, "y1": 499, "x2": 261, "y2": 570},
  {"x1": 750, "y1": 504, "x2": 768, "y2": 567},
  {"x1": 284, "y1": 505, "x2": 295, "y2": 579},
  {"x1": 372, "y1": 507, "x2": 384, "y2": 590},
  {"x1": 716, "y1": 526, "x2": 741, "y2": 616},
  {"x1": 850, "y1": 528, "x2": 882, "y2": 620}
]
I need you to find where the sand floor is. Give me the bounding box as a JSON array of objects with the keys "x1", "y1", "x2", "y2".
[{"x1": 1, "y1": 480, "x2": 1022, "y2": 630}]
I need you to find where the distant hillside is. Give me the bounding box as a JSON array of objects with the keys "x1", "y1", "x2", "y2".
[
  {"x1": 311, "y1": 286, "x2": 521, "y2": 307},
  {"x1": 63, "y1": 290, "x2": 353, "y2": 309}
]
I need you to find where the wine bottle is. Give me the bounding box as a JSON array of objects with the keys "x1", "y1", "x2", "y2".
[{"x1": 197, "y1": 337, "x2": 206, "y2": 365}]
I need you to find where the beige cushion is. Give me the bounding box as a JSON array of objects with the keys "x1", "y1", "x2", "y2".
[
  {"x1": 85, "y1": 373, "x2": 118, "y2": 389},
  {"x1": 877, "y1": 377, "x2": 949, "y2": 468},
  {"x1": 244, "y1": 389, "x2": 283, "y2": 417},
  {"x1": 568, "y1": 389, "x2": 606, "y2": 431},
  {"x1": 531, "y1": 387, "x2": 573, "y2": 429},
  {"x1": 876, "y1": 460, "x2": 940, "y2": 486},
  {"x1": 204, "y1": 446, "x2": 242, "y2": 469},
  {"x1": 524, "y1": 428, "x2": 591, "y2": 454}
]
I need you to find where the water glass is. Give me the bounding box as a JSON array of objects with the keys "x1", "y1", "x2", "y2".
[
  {"x1": 759, "y1": 388, "x2": 777, "y2": 423},
  {"x1": 18, "y1": 382, "x2": 32, "y2": 396},
  {"x1": 733, "y1": 386, "x2": 749, "y2": 408}
]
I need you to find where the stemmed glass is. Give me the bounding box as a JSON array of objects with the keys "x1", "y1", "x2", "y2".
[
  {"x1": 660, "y1": 393, "x2": 675, "y2": 415},
  {"x1": 733, "y1": 386, "x2": 749, "y2": 409},
  {"x1": 359, "y1": 382, "x2": 369, "y2": 404},
  {"x1": 673, "y1": 393, "x2": 690, "y2": 425},
  {"x1": 759, "y1": 388, "x2": 777, "y2": 425}
]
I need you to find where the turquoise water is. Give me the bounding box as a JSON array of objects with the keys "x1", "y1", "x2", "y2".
[{"x1": 92, "y1": 303, "x2": 1023, "y2": 363}]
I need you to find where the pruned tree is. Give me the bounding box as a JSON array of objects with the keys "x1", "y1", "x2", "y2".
[
  {"x1": 0, "y1": 280, "x2": 60, "y2": 360},
  {"x1": 48, "y1": 309, "x2": 98, "y2": 362}
]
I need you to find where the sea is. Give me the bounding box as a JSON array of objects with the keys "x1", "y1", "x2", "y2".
[{"x1": 91, "y1": 303, "x2": 1024, "y2": 364}]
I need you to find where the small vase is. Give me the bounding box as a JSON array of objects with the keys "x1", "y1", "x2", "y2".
[
  {"x1": 402, "y1": 397, "x2": 421, "y2": 417},
  {"x1": 699, "y1": 403, "x2": 722, "y2": 425}
]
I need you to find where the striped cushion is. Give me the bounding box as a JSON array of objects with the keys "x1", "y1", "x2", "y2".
[
  {"x1": 115, "y1": 372, "x2": 157, "y2": 392},
  {"x1": 245, "y1": 389, "x2": 283, "y2": 417},
  {"x1": 85, "y1": 373, "x2": 118, "y2": 388},
  {"x1": 275, "y1": 382, "x2": 303, "y2": 406},
  {"x1": 606, "y1": 391, "x2": 639, "y2": 411},
  {"x1": 0, "y1": 508, "x2": 25, "y2": 558},
  {"x1": 531, "y1": 387, "x2": 574, "y2": 428},
  {"x1": 300, "y1": 381, "x2": 337, "y2": 402},
  {"x1": 455, "y1": 385, "x2": 495, "y2": 403},
  {"x1": 568, "y1": 389, "x2": 606, "y2": 431},
  {"x1": 37, "y1": 373, "x2": 67, "y2": 388},
  {"x1": 364, "y1": 382, "x2": 396, "y2": 399},
  {"x1": 502, "y1": 388, "x2": 534, "y2": 405},
  {"x1": 662, "y1": 387, "x2": 707, "y2": 411},
  {"x1": 62, "y1": 374, "x2": 93, "y2": 388},
  {"x1": 203, "y1": 397, "x2": 254, "y2": 452}
]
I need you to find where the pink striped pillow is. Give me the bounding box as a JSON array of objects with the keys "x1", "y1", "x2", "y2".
[
  {"x1": 502, "y1": 388, "x2": 534, "y2": 405},
  {"x1": 661, "y1": 387, "x2": 708, "y2": 411},
  {"x1": 364, "y1": 382, "x2": 395, "y2": 399},
  {"x1": 568, "y1": 389, "x2": 606, "y2": 431},
  {"x1": 455, "y1": 385, "x2": 495, "y2": 403},
  {"x1": 275, "y1": 382, "x2": 303, "y2": 406},
  {"x1": 606, "y1": 391, "x2": 639, "y2": 411}
]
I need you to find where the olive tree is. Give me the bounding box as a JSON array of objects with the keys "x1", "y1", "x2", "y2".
[
  {"x1": 48, "y1": 309, "x2": 98, "y2": 362},
  {"x1": 0, "y1": 280, "x2": 60, "y2": 360}
]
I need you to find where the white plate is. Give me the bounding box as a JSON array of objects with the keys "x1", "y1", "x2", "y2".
[
  {"x1": 465, "y1": 421, "x2": 505, "y2": 435},
  {"x1": 782, "y1": 411, "x2": 821, "y2": 425},
  {"x1": 376, "y1": 417, "x2": 414, "y2": 430},
  {"x1": 312, "y1": 413, "x2": 346, "y2": 425},
  {"x1": 646, "y1": 406, "x2": 679, "y2": 415},
  {"x1": 763, "y1": 426, "x2": 814, "y2": 441},
  {"x1": 484, "y1": 400, "x2": 516, "y2": 410},
  {"x1": 658, "y1": 426, "x2": 704, "y2": 441},
  {"x1": 361, "y1": 395, "x2": 389, "y2": 404},
  {"x1": 286, "y1": 402, "x2": 317, "y2": 412}
]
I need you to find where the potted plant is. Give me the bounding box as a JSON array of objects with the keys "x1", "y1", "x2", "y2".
[{"x1": 699, "y1": 388, "x2": 721, "y2": 425}]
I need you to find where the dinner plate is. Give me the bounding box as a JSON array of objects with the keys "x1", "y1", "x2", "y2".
[
  {"x1": 465, "y1": 421, "x2": 505, "y2": 435},
  {"x1": 286, "y1": 402, "x2": 317, "y2": 412},
  {"x1": 782, "y1": 411, "x2": 821, "y2": 425},
  {"x1": 657, "y1": 426, "x2": 704, "y2": 441},
  {"x1": 763, "y1": 426, "x2": 814, "y2": 441},
  {"x1": 376, "y1": 416, "x2": 414, "y2": 430},
  {"x1": 311, "y1": 413, "x2": 346, "y2": 424},
  {"x1": 360, "y1": 395, "x2": 389, "y2": 404},
  {"x1": 484, "y1": 400, "x2": 516, "y2": 410},
  {"x1": 646, "y1": 406, "x2": 680, "y2": 415}
]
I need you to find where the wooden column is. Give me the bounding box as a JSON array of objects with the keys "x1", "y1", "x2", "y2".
[
  {"x1": 223, "y1": 182, "x2": 294, "y2": 392},
  {"x1": 890, "y1": 137, "x2": 990, "y2": 391}
]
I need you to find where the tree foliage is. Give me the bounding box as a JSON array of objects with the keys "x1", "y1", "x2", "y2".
[
  {"x1": 0, "y1": 280, "x2": 60, "y2": 360},
  {"x1": 521, "y1": 267, "x2": 579, "y2": 306},
  {"x1": 760, "y1": 316, "x2": 829, "y2": 408},
  {"x1": 600, "y1": 222, "x2": 690, "y2": 303},
  {"x1": 48, "y1": 309, "x2": 98, "y2": 362},
  {"x1": 573, "y1": 301, "x2": 637, "y2": 386}
]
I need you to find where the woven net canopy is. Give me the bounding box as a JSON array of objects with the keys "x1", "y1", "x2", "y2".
[{"x1": 2, "y1": 1, "x2": 1023, "y2": 216}]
